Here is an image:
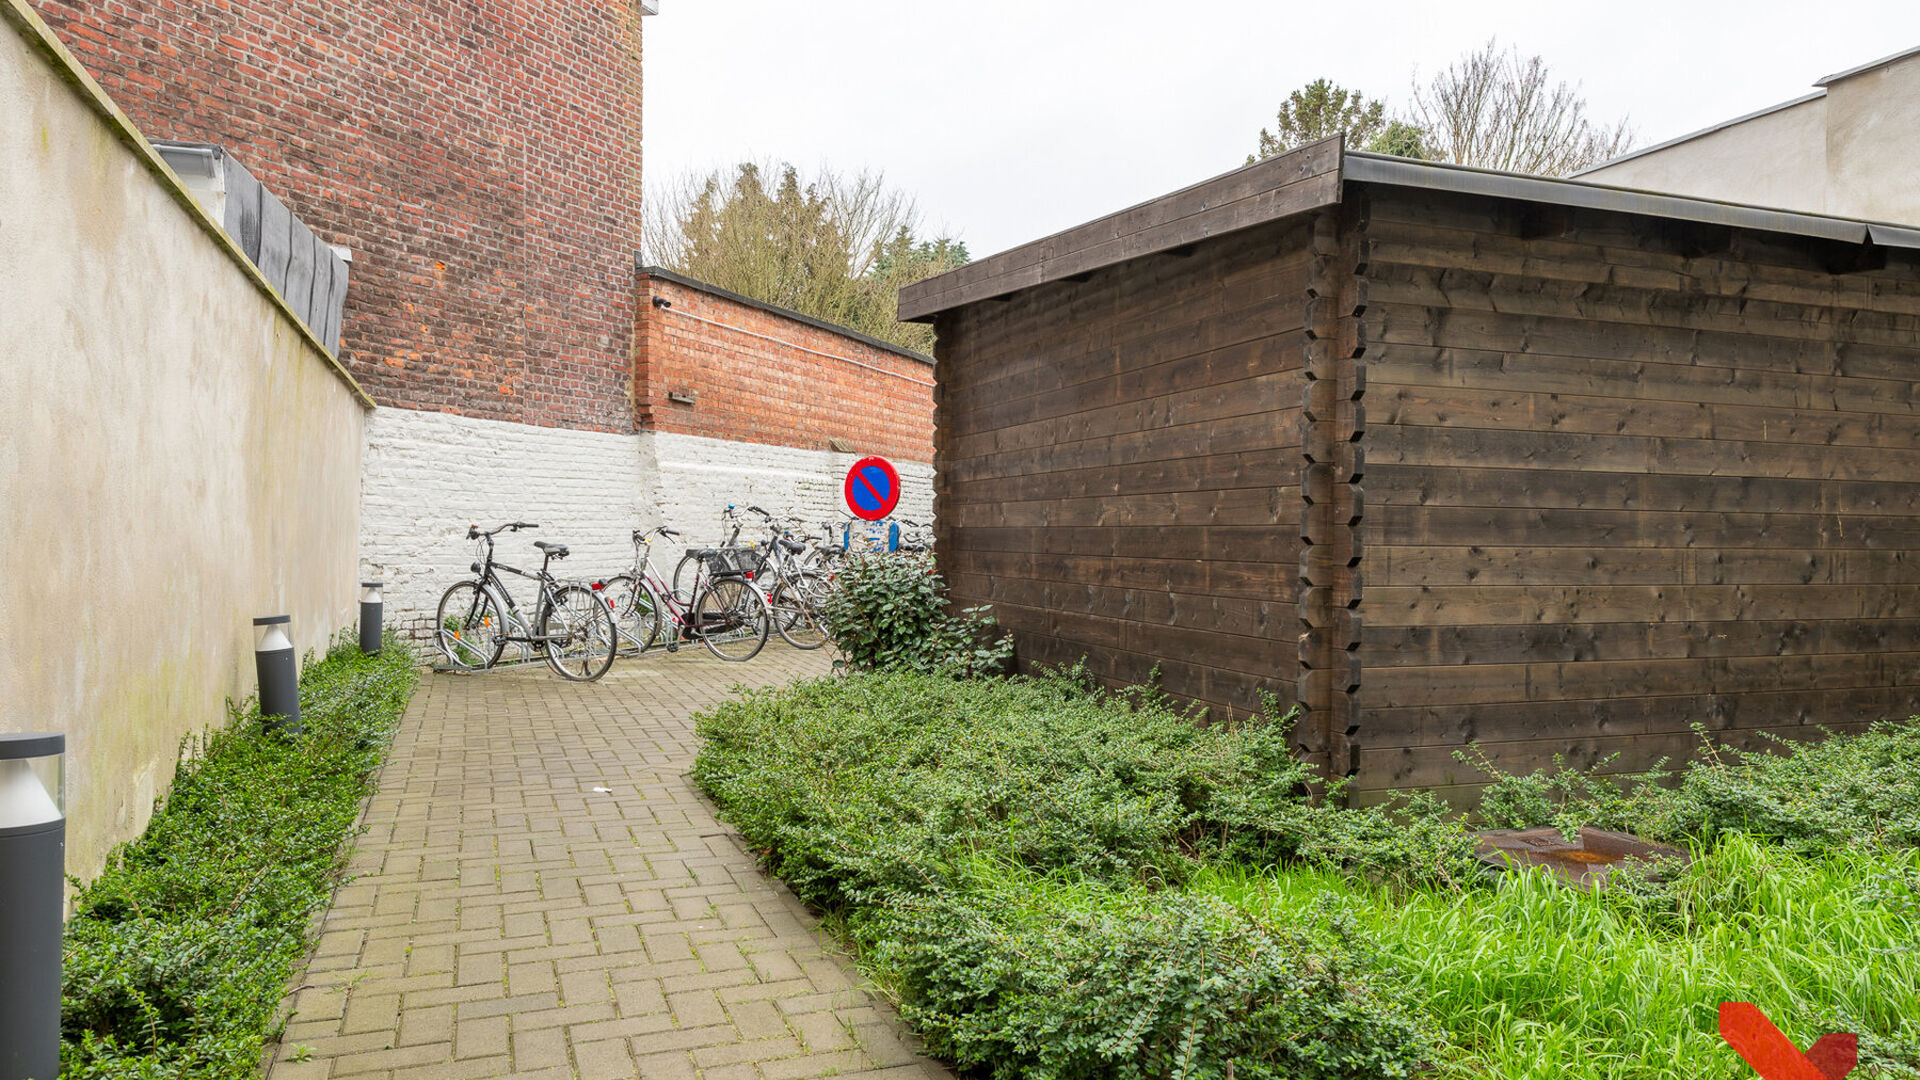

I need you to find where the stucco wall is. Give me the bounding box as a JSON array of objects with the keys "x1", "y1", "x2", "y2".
[
  {"x1": 0, "y1": 2, "x2": 369, "y2": 883},
  {"x1": 1825, "y1": 59, "x2": 1920, "y2": 226},
  {"x1": 1583, "y1": 50, "x2": 1920, "y2": 227},
  {"x1": 1583, "y1": 94, "x2": 1831, "y2": 214}
]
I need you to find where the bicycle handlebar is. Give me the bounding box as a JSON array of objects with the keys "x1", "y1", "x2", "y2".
[{"x1": 469, "y1": 521, "x2": 539, "y2": 540}]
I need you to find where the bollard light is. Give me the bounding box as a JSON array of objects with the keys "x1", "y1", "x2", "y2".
[
  {"x1": 360, "y1": 581, "x2": 384, "y2": 656},
  {"x1": 0, "y1": 733, "x2": 64, "y2": 1080},
  {"x1": 253, "y1": 615, "x2": 302, "y2": 734}
]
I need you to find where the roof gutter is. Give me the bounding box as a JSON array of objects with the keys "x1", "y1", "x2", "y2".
[{"x1": 1343, "y1": 150, "x2": 1897, "y2": 247}]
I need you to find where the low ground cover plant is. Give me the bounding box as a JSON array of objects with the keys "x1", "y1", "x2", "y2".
[
  {"x1": 696, "y1": 668, "x2": 1920, "y2": 1080},
  {"x1": 60, "y1": 633, "x2": 417, "y2": 1080},
  {"x1": 1468, "y1": 723, "x2": 1920, "y2": 855},
  {"x1": 696, "y1": 670, "x2": 1474, "y2": 1078}
]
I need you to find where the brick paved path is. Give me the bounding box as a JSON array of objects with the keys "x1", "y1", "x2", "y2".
[{"x1": 270, "y1": 647, "x2": 955, "y2": 1080}]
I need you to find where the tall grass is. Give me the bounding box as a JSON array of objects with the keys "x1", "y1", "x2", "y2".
[{"x1": 1206, "y1": 836, "x2": 1920, "y2": 1080}]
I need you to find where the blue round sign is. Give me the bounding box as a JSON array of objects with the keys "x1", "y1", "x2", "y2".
[{"x1": 844, "y1": 456, "x2": 901, "y2": 521}]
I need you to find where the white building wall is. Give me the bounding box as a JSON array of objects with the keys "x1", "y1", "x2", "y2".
[
  {"x1": 358, "y1": 414, "x2": 935, "y2": 639},
  {"x1": 357, "y1": 409, "x2": 646, "y2": 637},
  {"x1": 648, "y1": 430, "x2": 935, "y2": 548}
]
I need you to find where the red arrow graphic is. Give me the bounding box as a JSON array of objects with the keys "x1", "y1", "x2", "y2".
[{"x1": 1720, "y1": 1003, "x2": 1857, "y2": 1080}]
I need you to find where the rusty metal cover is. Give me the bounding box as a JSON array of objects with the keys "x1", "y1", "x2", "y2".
[{"x1": 1474, "y1": 827, "x2": 1690, "y2": 889}]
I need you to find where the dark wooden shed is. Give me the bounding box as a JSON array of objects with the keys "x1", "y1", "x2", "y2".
[{"x1": 899, "y1": 135, "x2": 1920, "y2": 804}]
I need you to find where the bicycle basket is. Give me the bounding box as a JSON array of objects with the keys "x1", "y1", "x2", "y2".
[{"x1": 693, "y1": 545, "x2": 768, "y2": 579}]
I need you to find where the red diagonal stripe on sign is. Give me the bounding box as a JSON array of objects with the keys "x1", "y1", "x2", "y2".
[
  {"x1": 857, "y1": 469, "x2": 886, "y2": 505},
  {"x1": 1720, "y1": 1003, "x2": 1854, "y2": 1080}
]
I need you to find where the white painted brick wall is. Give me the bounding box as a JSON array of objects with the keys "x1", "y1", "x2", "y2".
[
  {"x1": 358, "y1": 412, "x2": 934, "y2": 644},
  {"x1": 358, "y1": 409, "x2": 646, "y2": 639},
  {"x1": 648, "y1": 430, "x2": 933, "y2": 549}
]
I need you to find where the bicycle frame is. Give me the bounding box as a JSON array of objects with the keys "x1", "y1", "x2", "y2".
[
  {"x1": 467, "y1": 527, "x2": 573, "y2": 648},
  {"x1": 613, "y1": 530, "x2": 756, "y2": 648}
]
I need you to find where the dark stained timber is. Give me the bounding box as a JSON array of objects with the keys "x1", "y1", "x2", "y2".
[{"x1": 930, "y1": 156, "x2": 1920, "y2": 806}]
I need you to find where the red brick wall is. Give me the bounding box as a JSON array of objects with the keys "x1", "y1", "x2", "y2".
[
  {"x1": 31, "y1": 0, "x2": 644, "y2": 432},
  {"x1": 635, "y1": 274, "x2": 936, "y2": 462}
]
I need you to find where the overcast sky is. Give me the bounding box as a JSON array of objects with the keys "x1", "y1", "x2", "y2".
[{"x1": 642, "y1": 1, "x2": 1920, "y2": 258}]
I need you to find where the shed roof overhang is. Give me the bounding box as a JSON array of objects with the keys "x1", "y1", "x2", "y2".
[{"x1": 898, "y1": 136, "x2": 1920, "y2": 323}]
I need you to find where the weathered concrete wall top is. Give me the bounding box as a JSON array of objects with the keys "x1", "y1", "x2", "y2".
[
  {"x1": 1583, "y1": 49, "x2": 1920, "y2": 227},
  {"x1": 0, "y1": 0, "x2": 371, "y2": 883}
]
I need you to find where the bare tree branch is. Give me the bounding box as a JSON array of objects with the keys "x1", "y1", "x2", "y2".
[{"x1": 1411, "y1": 39, "x2": 1634, "y2": 176}]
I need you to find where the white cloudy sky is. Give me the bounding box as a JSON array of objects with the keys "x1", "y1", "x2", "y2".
[{"x1": 642, "y1": 0, "x2": 1920, "y2": 257}]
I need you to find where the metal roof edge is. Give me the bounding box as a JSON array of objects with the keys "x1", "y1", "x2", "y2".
[
  {"x1": 1571, "y1": 90, "x2": 1827, "y2": 177},
  {"x1": 1343, "y1": 150, "x2": 1917, "y2": 249},
  {"x1": 635, "y1": 263, "x2": 934, "y2": 365},
  {"x1": 898, "y1": 135, "x2": 1345, "y2": 320},
  {"x1": 1816, "y1": 44, "x2": 1920, "y2": 86}
]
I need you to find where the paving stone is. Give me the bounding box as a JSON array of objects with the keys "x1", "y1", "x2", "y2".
[
  {"x1": 509, "y1": 1026, "x2": 565, "y2": 1069},
  {"x1": 395, "y1": 1004, "x2": 453, "y2": 1047},
  {"x1": 569, "y1": 1033, "x2": 636, "y2": 1080},
  {"x1": 632, "y1": 1050, "x2": 699, "y2": 1080},
  {"x1": 455, "y1": 1014, "x2": 509, "y2": 1059},
  {"x1": 728, "y1": 998, "x2": 792, "y2": 1041},
  {"x1": 267, "y1": 649, "x2": 953, "y2": 1079},
  {"x1": 789, "y1": 1010, "x2": 856, "y2": 1052}
]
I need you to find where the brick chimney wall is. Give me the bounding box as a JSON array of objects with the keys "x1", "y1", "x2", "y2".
[{"x1": 31, "y1": 0, "x2": 646, "y2": 433}]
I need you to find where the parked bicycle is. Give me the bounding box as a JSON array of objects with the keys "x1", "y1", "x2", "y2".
[
  {"x1": 600, "y1": 527, "x2": 773, "y2": 661},
  {"x1": 743, "y1": 527, "x2": 831, "y2": 651},
  {"x1": 671, "y1": 503, "x2": 765, "y2": 603},
  {"x1": 435, "y1": 521, "x2": 617, "y2": 681}
]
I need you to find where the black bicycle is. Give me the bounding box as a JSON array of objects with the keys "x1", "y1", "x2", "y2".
[{"x1": 435, "y1": 521, "x2": 617, "y2": 681}]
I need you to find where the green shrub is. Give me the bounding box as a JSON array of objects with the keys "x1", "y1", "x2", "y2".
[
  {"x1": 1461, "y1": 720, "x2": 1920, "y2": 855},
  {"x1": 816, "y1": 551, "x2": 1012, "y2": 676},
  {"x1": 1463, "y1": 748, "x2": 1655, "y2": 837},
  {"x1": 699, "y1": 672, "x2": 1920, "y2": 1079},
  {"x1": 60, "y1": 633, "x2": 417, "y2": 1080},
  {"x1": 695, "y1": 670, "x2": 1479, "y2": 906},
  {"x1": 862, "y1": 867, "x2": 1438, "y2": 1080},
  {"x1": 694, "y1": 670, "x2": 1476, "y2": 1077}
]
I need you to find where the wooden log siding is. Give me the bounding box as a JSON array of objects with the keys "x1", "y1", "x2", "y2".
[
  {"x1": 1352, "y1": 185, "x2": 1920, "y2": 801},
  {"x1": 924, "y1": 143, "x2": 1920, "y2": 804},
  {"x1": 1297, "y1": 203, "x2": 1370, "y2": 778},
  {"x1": 932, "y1": 218, "x2": 1316, "y2": 719}
]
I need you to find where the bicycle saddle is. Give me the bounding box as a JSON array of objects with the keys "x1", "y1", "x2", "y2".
[
  {"x1": 534, "y1": 541, "x2": 570, "y2": 558},
  {"x1": 779, "y1": 538, "x2": 806, "y2": 555}
]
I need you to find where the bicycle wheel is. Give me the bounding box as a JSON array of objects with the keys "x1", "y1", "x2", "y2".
[
  {"x1": 770, "y1": 573, "x2": 827, "y2": 650},
  {"x1": 602, "y1": 574, "x2": 662, "y2": 655},
  {"x1": 436, "y1": 581, "x2": 505, "y2": 670},
  {"x1": 692, "y1": 576, "x2": 770, "y2": 661},
  {"x1": 538, "y1": 584, "x2": 618, "y2": 681},
  {"x1": 671, "y1": 550, "x2": 704, "y2": 604}
]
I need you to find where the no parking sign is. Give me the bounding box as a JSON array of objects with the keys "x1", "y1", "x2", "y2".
[{"x1": 844, "y1": 456, "x2": 901, "y2": 521}]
